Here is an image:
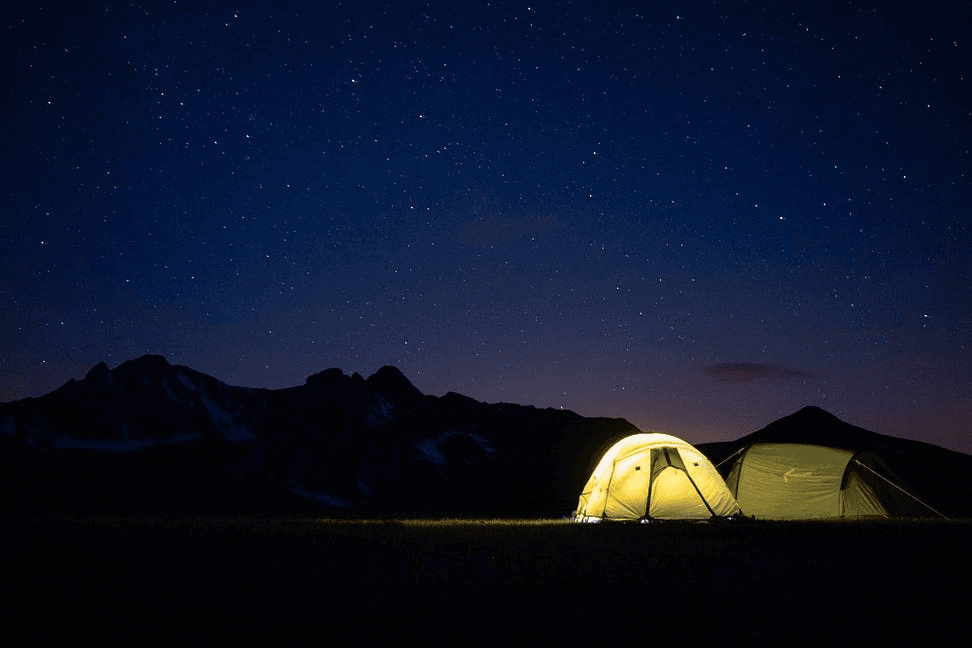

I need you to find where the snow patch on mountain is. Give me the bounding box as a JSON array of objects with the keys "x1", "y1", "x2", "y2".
[
  {"x1": 365, "y1": 394, "x2": 396, "y2": 426},
  {"x1": 161, "y1": 376, "x2": 179, "y2": 402},
  {"x1": 414, "y1": 431, "x2": 458, "y2": 465},
  {"x1": 176, "y1": 372, "x2": 195, "y2": 391},
  {"x1": 199, "y1": 382, "x2": 254, "y2": 441},
  {"x1": 283, "y1": 481, "x2": 354, "y2": 509},
  {"x1": 468, "y1": 432, "x2": 496, "y2": 454}
]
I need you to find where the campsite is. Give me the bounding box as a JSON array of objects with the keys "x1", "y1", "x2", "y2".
[
  {"x1": 3, "y1": 358, "x2": 972, "y2": 641},
  {"x1": 5, "y1": 0, "x2": 970, "y2": 641}
]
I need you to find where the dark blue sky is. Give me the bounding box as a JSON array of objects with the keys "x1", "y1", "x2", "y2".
[{"x1": 3, "y1": 1, "x2": 970, "y2": 453}]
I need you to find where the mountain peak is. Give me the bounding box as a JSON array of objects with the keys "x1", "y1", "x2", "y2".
[
  {"x1": 117, "y1": 354, "x2": 171, "y2": 372},
  {"x1": 750, "y1": 405, "x2": 877, "y2": 449},
  {"x1": 794, "y1": 405, "x2": 836, "y2": 418},
  {"x1": 367, "y1": 364, "x2": 411, "y2": 386},
  {"x1": 81, "y1": 355, "x2": 172, "y2": 388},
  {"x1": 367, "y1": 365, "x2": 425, "y2": 410},
  {"x1": 786, "y1": 405, "x2": 841, "y2": 429},
  {"x1": 84, "y1": 361, "x2": 112, "y2": 385},
  {"x1": 305, "y1": 368, "x2": 346, "y2": 386}
]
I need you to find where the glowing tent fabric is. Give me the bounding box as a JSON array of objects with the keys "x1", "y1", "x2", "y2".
[
  {"x1": 575, "y1": 433, "x2": 741, "y2": 521},
  {"x1": 724, "y1": 443, "x2": 925, "y2": 519}
]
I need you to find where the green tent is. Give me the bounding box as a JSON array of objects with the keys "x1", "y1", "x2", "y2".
[
  {"x1": 576, "y1": 433, "x2": 741, "y2": 521},
  {"x1": 724, "y1": 443, "x2": 931, "y2": 519}
]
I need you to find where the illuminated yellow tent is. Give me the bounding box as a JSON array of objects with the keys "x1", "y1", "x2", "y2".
[
  {"x1": 724, "y1": 443, "x2": 930, "y2": 520},
  {"x1": 575, "y1": 433, "x2": 741, "y2": 521}
]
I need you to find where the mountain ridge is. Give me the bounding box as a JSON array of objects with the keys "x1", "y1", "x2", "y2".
[
  {"x1": 0, "y1": 354, "x2": 640, "y2": 517},
  {"x1": 3, "y1": 354, "x2": 971, "y2": 518}
]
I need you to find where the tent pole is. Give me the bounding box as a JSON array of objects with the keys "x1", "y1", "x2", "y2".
[
  {"x1": 684, "y1": 469, "x2": 717, "y2": 517},
  {"x1": 644, "y1": 449, "x2": 654, "y2": 521},
  {"x1": 715, "y1": 446, "x2": 747, "y2": 470}
]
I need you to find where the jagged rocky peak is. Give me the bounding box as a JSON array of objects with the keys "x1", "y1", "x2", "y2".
[
  {"x1": 81, "y1": 355, "x2": 172, "y2": 390},
  {"x1": 305, "y1": 368, "x2": 368, "y2": 390},
  {"x1": 114, "y1": 354, "x2": 172, "y2": 376},
  {"x1": 84, "y1": 361, "x2": 113, "y2": 386},
  {"x1": 366, "y1": 366, "x2": 425, "y2": 408},
  {"x1": 306, "y1": 367, "x2": 346, "y2": 386}
]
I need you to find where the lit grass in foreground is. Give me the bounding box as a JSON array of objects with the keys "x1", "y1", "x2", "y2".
[{"x1": 318, "y1": 517, "x2": 573, "y2": 526}]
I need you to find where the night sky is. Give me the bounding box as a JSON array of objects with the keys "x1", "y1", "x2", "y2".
[{"x1": 3, "y1": 1, "x2": 970, "y2": 453}]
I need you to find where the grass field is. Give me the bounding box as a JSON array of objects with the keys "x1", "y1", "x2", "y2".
[{"x1": 3, "y1": 515, "x2": 969, "y2": 643}]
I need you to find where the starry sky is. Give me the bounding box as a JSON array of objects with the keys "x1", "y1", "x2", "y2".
[{"x1": 3, "y1": 1, "x2": 970, "y2": 453}]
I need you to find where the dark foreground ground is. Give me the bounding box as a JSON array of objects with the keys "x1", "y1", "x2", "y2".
[{"x1": 2, "y1": 515, "x2": 968, "y2": 644}]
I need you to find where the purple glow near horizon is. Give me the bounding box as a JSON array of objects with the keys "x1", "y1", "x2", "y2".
[{"x1": 2, "y1": 2, "x2": 969, "y2": 453}]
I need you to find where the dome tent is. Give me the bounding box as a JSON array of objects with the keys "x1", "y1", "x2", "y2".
[
  {"x1": 575, "y1": 433, "x2": 741, "y2": 521},
  {"x1": 724, "y1": 443, "x2": 935, "y2": 520}
]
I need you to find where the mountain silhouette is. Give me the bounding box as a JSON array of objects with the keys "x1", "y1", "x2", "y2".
[
  {"x1": 2, "y1": 357, "x2": 971, "y2": 518},
  {"x1": 0, "y1": 354, "x2": 637, "y2": 518}
]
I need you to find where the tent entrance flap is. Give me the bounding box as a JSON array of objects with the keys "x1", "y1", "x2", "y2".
[{"x1": 647, "y1": 448, "x2": 716, "y2": 519}]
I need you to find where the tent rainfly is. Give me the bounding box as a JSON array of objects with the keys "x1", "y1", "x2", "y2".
[
  {"x1": 724, "y1": 442, "x2": 936, "y2": 520},
  {"x1": 575, "y1": 433, "x2": 741, "y2": 522}
]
